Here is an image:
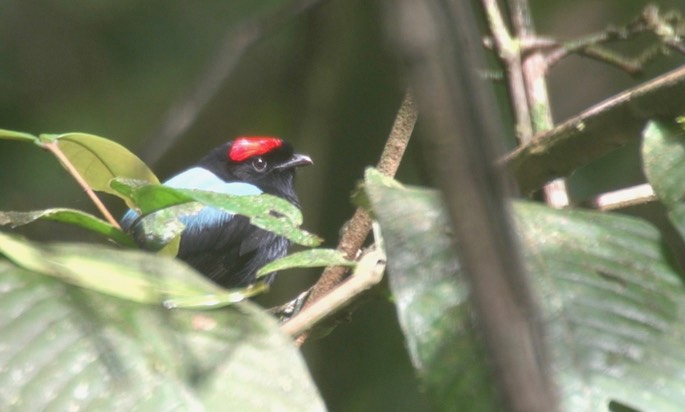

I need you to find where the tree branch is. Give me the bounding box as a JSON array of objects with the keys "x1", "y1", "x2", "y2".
[
  {"x1": 506, "y1": 0, "x2": 569, "y2": 207},
  {"x1": 294, "y1": 91, "x2": 417, "y2": 344},
  {"x1": 503, "y1": 65, "x2": 685, "y2": 194},
  {"x1": 581, "y1": 183, "x2": 656, "y2": 211},
  {"x1": 388, "y1": 0, "x2": 558, "y2": 409},
  {"x1": 482, "y1": 0, "x2": 533, "y2": 142},
  {"x1": 281, "y1": 245, "x2": 386, "y2": 337}
]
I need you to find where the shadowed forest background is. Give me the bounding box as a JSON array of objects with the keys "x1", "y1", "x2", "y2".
[{"x1": 1, "y1": 1, "x2": 684, "y2": 410}]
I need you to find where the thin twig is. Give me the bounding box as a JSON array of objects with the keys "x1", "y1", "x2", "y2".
[
  {"x1": 544, "y1": 5, "x2": 685, "y2": 73},
  {"x1": 43, "y1": 141, "x2": 121, "y2": 229},
  {"x1": 281, "y1": 247, "x2": 386, "y2": 337},
  {"x1": 482, "y1": 0, "x2": 533, "y2": 142},
  {"x1": 582, "y1": 183, "x2": 656, "y2": 211},
  {"x1": 483, "y1": 0, "x2": 568, "y2": 206},
  {"x1": 294, "y1": 91, "x2": 418, "y2": 344},
  {"x1": 507, "y1": 0, "x2": 569, "y2": 207}
]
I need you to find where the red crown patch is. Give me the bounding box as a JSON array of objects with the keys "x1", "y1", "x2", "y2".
[{"x1": 228, "y1": 137, "x2": 283, "y2": 162}]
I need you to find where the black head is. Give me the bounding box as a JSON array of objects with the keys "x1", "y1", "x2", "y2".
[{"x1": 198, "y1": 137, "x2": 312, "y2": 205}]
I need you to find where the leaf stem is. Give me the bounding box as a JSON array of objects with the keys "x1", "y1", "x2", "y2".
[{"x1": 43, "y1": 141, "x2": 121, "y2": 229}]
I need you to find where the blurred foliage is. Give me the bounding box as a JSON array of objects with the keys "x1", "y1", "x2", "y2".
[
  {"x1": 1, "y1": 0, "x2": 685, "y2": 411},
  {"x1": 0, "y1": 258, "x2": 324, "y2": 411},
  {"x1": 365, "y1": 168, "x2": 685, "y2": 411}
]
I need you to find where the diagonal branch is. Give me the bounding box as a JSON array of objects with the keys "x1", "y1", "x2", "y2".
[
  {"x1": 293, "y1": 91, "x2": 417, "y2": 344},
  {"x1": 504, "y1": 65, "x2": 685, "y2": 194}
]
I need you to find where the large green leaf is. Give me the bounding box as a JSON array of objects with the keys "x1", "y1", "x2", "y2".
[
  {"x1": 40, "y1": 133, "x2": 159, "y2": 206},
  {"x1": 0, "y1": 260, "x2": 325, "y2": 411},
  {"x1": 515, "y1": 203, "x2": 685, "y2": 412},
  {"x1": 0, "y1": 232, "x2": 264, "y2": 309},
  {"x1": 364, "y1": 169, "x2": 498, "y2": 411},
  {"x1": 112, "y1": 178, "x2": 320, "y2": 247},
  {"x1": 0, "y1": 208, "x2": 135, "y2": 247},
  {"x1": 365, "y1": 168, "x2": 685, "y2": 412},
  {"x1": 642, "y1": 118, "x2": 685, "y2": 238}
]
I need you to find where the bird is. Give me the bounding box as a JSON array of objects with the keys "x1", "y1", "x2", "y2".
[{"x1": 120, "y1": 136, "x2": 312, "y2": 288}]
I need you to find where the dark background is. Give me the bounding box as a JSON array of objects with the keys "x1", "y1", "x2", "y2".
[{"x1": 1, "y1": 1, "x2": 684, "y2": 410}]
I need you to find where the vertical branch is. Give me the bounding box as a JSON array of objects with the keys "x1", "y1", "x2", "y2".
[
  {"x1": 482, "y1": 0, "x2": 533, "y2": 142},
  {"x1": 387, "y1": 0, "x2": 558, "y2": 409},
  {"x1": 295, "y1": 92, "x2": 418, "y2": 345},
  {"x1": 484, "y1": 0, "x2": 569, "y2": 206},
  {"x1": 506, "y1": 0, "x2": 569, "y2": 207}
]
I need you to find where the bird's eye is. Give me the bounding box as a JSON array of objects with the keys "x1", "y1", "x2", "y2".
[{"x1": 251, "y1": 157, "x2": 267, "y2": 172}]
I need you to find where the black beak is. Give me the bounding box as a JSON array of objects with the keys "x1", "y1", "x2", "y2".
[{"x1": 276, "y1": 153, "x2": 313, "y2": 170}]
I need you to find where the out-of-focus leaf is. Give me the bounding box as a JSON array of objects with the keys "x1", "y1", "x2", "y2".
[
  {"x1": 642, "y1": 119, "x2": 685, "y2": 238},
  {"x1": 364, "y1": 168, "x2": 497, "y2": 411},
  {"x1": 0, "y1": 128, "x2": 37, "y2": 142},
  {"x1": 0, "y1": 259, "x2": 325, "y2": 411},
  {"x1": 513, "y1": 203, "x2": 685, "y2": 412},
  {"x1": 0, "y1": 231, "x2": 264, "y2": 308},
  {"x1": 112, "y1": 178, "x2": 320, "y2": 247},
  {"x1": 257, "y1": 248, "x2": 355, "y2": 278},
  {"x1": 365, "y1": 167, "x2": 685, "y2": 412},
  {"x1": 40, "y1": 133, "x2": 159, "y2": 207},
  {"x1": 0, "y1": 208, "x2": 135, "y2": 246}
]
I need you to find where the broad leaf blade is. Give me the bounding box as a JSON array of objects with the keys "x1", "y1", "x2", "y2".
[
  {"x1": 0, "y1": 232, "x2": 262, "y2": 308},
  {"x1": 45, "y1": 133, "x2": 159, "y2": 206},
  {"x1": 0, "y1": 260, "x2": 325, "y2": 411},
  {"x1": 515, "y1": 202, "x2": 685, "y2": 412},
  {"x1": 365, "y1": 168, "x2": 685, "y2": 411},
  {"x1": 364, "y1": 168, "x2": 497, "y2": 411},
  {"x1": 642, "y1": 119, "x2": 685, "y2": 238},
  {"x1": 0, "y1": 208, "x2": 135, "y2": 246},
  {"x1": 257, "y1": 248, "x2": 355, "y2": 278}
]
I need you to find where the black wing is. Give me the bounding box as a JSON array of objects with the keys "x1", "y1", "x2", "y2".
[{"x1": 178, "y1": 210, "x2": 289, "y2": 287}]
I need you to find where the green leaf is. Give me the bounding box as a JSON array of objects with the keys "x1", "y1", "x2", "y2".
[
  {"x1": 111, "y1": 178, "x2": 191, "y2": 214},
  {"x1": 642, "y1": 119, "x2": 685, "y2": 238},
  {"x1": 112, "y1": 178, "x2": 321, "y2": 247},
  {"x1": 0, "y1": 128, "x2": 38, "y2": 142},
  {"x1": 257, "y1": 248, "x2": 355, "y2": 278},
  {"x1": 42, "y1": 133, "x2": 159, "y2": 206},
  {"x1": 0, "y1": 208, "x2": 135, "y2": 246},
  {"x1": 365, "y1": 168, "x2": 685, "y2": 411},
  {"x1": 365, "y1": 169, "x2": 497, "y2": 411},
  {"x1": 128, "y1": 204, "x2": 193, "y2": 254},
  {"x1": 0, "y1": 231, "x2": 264, "y2": 308},
  {"x1": 515, "y1": 202, "x2": 685, "y2": 411},
  {"x1": 0, "y1": 260, "x2": 325, "y2": 411}
]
